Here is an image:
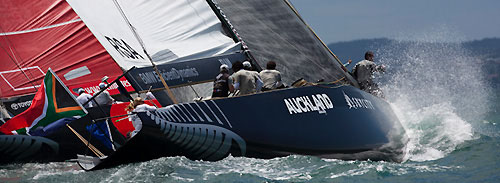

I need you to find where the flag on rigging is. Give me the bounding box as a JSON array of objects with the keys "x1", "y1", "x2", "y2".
[{"x1": 0, "y1": 68, "x2": 87, "y2": 135}]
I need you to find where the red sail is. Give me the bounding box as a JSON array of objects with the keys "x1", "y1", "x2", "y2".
[{"x1": 0, "y1": 0, "x2": 132, "y2": 99}]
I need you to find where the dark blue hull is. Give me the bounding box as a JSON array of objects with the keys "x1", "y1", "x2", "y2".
[
  {"x1": 0, "y1": 135, "x2": 60, "y2": 164},
  {"x1": 135, "y1": 84, "x2": 407, "y2": 163},
  {"x1": 0, "y1": 106, "x2": 126, "y2": 164}
]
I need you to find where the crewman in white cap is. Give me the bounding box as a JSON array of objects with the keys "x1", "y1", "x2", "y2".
[
  {"x1": 242, "y1": 61, "x2": 263, "y2": 92},
  {"x1": 230, "y1": 61, "x2": 263, "y2": 96},
  {"x1": 93, "y1": 83, "x2": 114, "y2": 106},
  {"x1": 76, "y1": 88, "x2": 93, "y2": 108},
  {"x1": 212, "y1": 64, "x2": 234, "y2": 98}
]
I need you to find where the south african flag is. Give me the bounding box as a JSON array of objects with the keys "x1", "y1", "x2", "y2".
[{"x1": 0, "y1": 68, "x2": 87, "y2": 135}]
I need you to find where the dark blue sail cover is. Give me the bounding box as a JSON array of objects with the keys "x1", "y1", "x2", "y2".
[{"x1": 126, "y1": 52, "x2": 247, "y2": 91}]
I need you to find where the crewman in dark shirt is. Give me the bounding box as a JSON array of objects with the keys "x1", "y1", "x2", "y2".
[{"x1": 212, "y1": 64, "x2": 234, "y2": 98}]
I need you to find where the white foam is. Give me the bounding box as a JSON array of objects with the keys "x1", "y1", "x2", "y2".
[
  {"x1": 329, "y1": 168, "x2": 369, "y2": 179},
  {"x1": 376, "y1": 28, "x2": 492, "y2": 161},
  {"x1": 26, "y1": 162, "x2": 83, "y2": 180},
  {"x1": 195, "y1": 155, "x2": 315, "y2": 181},
  {"x1": 392, "y1": 102, "x2": 476, "y2": 161}
]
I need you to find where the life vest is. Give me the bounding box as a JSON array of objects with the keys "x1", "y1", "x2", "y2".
[{"x1": 212, "y1": 73, "x2": 230, "y2": 97}]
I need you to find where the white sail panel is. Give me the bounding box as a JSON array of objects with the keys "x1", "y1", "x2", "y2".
[
  {"x1": 65, "y1": 0, "x2": 152, "y2": 69},
  {"x1": 66, "y1": 0, "x2": 240, "y2": 70}
]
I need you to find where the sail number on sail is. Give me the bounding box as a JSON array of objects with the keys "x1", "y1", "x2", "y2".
[
  {"x1": 104, "y1": 36, "x2": 145, "y2": 60},
  {"x1": 284, "y1": 94, "x2": 334, "y2": 115}
]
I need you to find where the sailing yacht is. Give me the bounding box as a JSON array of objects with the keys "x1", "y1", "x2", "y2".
[
  {"x1": 0, "y1": 0, "x2": 407, "y2": 168},
  {"x1": 65, "y1": 0, "x2": 408, "y2": 170}
]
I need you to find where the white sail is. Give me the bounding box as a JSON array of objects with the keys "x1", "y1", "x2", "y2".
[{"x1": 66, "y1": 0, "x2": 240, "y2": 70}]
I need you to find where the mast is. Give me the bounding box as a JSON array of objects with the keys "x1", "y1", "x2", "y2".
[{"x1": 111, "y1": 0, "x2": 178, "y2": 104}]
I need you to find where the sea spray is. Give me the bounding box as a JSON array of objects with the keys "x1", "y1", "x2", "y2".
[{"x1": 375, "y1": 30, "x2": 493, "y2": 161}]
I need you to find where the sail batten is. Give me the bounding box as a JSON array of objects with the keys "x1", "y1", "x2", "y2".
[{"x1": 0, "y1": 19, "x2": 82, "y2": 36}]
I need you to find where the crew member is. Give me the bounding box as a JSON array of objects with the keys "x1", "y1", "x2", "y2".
[
  {"x1": 94, "y1": 83, "x2": 114, "y2": 106},
  {"x1": 212, "y1": 64, "x2": 234, "y2": 98},
  {"x1": 352, "y1": 51, "x2": 385, "y2": 96},
  {"x1": 230, "y1": 61, "x2": 262, "y2": 96},
  {"x1": 242, "y1": 61, "x2": 263, "y2": 92},
  {"x1": 145, "y1": 91, "x2": 156, "y2": 100},
  {"x1": 343, "y1": 59, "x2": 352, "y2": 67},
  {"x1": 259, "y1": 61, "x2": 283, "y2": 91},
  {"x1": 76, "y1": 88, "x2": 93, "y2": 108},
  {"x1": 126, "y1": 97, "x2": 156, "y2": 138}
]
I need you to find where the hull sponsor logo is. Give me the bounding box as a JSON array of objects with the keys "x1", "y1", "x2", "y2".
[
  {"x1": 10, "y1": 100, "x2": 32, "y2": 110},
  {"x1": 284, "y1": 94, "x2": 334, "y2": 114},
  {"x1": 343, "y1": 91, "x2": 375, "y2": 109}
]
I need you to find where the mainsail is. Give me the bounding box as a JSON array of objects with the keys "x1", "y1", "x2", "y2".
[
  {"x1": 212, "y1": 0, "x2": 358, "y2": 86},
  {"x1": 0, "y1": 0, "x2": 133, "y2": 100}
]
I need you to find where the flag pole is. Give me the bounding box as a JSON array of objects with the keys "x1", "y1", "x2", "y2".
[
  {"x1": 66, "y1": 124, "x2": 105, "y2": 157},
  {"x1": 51, "y1": 68, "x2": 116, "y2": 154},
  {"x1": 81, "y1": 66, "x2": 136, "y2": 108}
]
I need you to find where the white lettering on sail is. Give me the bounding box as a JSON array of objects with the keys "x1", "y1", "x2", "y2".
[
  {"x1": 342, "y1": 91, "x2": 375, "y2": 110},
  {"x1": 284, "y1": 94, "x2": 334, "y2": 115}
]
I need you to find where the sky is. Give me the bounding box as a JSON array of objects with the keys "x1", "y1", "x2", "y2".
[{"x1": 289, "y1": 0, "x2": 500, "y2": 44}]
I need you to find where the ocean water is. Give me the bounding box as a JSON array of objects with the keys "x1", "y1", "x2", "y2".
[{"x1": 1, "y1": 36, "x2": 499, "y2": 182}]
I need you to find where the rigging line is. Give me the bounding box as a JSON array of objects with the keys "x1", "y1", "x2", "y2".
[
  {"x1": 111, "y1": 0, "x2": 178, "y2": 104},
  {"x1": 111, "y1": 0, "x2": 147, "y2": 53},
  {"x1": 8, "y1": 44, "x2": 40, "y2": 87},
  {"x1": 186, "y1": 0, "x2": 224, "y2": 44},
  {"x1": 284, "y1": 0, "x2": 354, "y2": 84},
  {"x1": 0, "y1": 37, "x2": 38, "y2": 92},
  {"x1": 256, "y1": 21, "x2": 343, "y2": 81},
  {"x1": 0, "y1": 26, "x2": 38, "y2": 89},
  {"x1": 206, "y1": 0, "x2": 262, "y2": 71},
  {"x1": 0, "y1": 18, "x2": 82, "y2": 91},
  {"x1": 0, "y1": 25, "x2": 39, "y2": 91}
]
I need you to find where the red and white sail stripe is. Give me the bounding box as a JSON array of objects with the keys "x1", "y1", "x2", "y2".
[{"x1": 0, "y1": 0, "x2": 132, "y2": 99}]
